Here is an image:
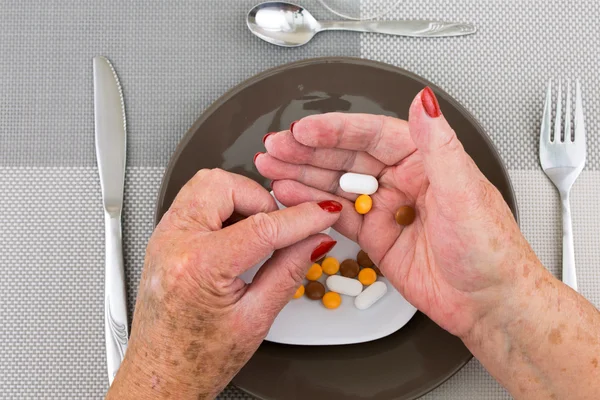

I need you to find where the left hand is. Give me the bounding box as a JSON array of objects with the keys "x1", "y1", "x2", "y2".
[{"x1": 107, "y1": 169, "x2": 341, "y2": 399}]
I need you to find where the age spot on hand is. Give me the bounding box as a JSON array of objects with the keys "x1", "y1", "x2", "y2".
[{"x1": 548, "y1": 328, "x2": 563, "y2": 345}]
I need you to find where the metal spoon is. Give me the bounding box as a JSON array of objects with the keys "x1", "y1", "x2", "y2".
[{"x1": 247, "y1": 1, "x2": 476, "y2": 47}]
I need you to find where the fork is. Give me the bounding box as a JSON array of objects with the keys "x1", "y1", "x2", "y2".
[{"x1": 539, "y1": 79, "x2": 586, "y2": 291}]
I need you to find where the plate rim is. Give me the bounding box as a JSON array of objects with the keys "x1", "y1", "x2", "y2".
[
  {"x1": 155, "y1": 56, "x2": 518, "y2": 226},
  {"x1": 154, "y1": 56, "x2": 520, "y2": 399}
]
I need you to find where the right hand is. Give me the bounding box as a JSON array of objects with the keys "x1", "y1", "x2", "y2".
[{"x1": 256, "y1": 87, "x2": 541, "y2": 338}]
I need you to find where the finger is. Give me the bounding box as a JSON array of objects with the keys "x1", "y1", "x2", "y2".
[
  {"x1": 165, "y1": 169, "x2": 277, "y2": 232},
  {"x1": 207, "y1": 200, "x2": 342, "y2": 278},
  {"x1": 291, "y1": 113, "x2": 416, "y2": 166},
  {"x1": 408, "y1": 88, "x2": 485, "y2": 199},
  {"x1": 255, "y1": 152, "x2": 357, "y2": 201},
  {"x1": 272, "y1": 180, "x2": 361, "y2": 242},
  {"x1": 264, "y1": 130, "x2": 385, "y2": 175},
  {"x1": 243, "y1": 234, "x2": 334, "y2": 320}
]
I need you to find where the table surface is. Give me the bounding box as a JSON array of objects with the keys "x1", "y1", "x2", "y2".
[{"x1": 1, "y1": 1, "x2": 599, "y2": 399}]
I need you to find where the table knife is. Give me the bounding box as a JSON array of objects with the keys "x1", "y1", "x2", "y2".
[{"x1": 93, "y1": 56, "x2": 129, "y2": 385}]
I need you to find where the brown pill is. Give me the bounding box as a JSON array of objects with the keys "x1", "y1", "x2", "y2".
[
  {"x1": 305, "y1": 281, "x2": 326, "y2": 300},
  {"x1": 339, "y1": 259, "x2": 360, "y2": 278},
  {"x1": 357, "y1": 250, "x2": 374, "y2": 268},
  {"x1": 395, "y1": 205, "x2": 416, "y2": 226},
  {"x1": 372, "y1": 266, "x2": 383, "y2": 276}
]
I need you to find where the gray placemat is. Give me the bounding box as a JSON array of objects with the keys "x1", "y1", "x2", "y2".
[{"x1": 1, "y1": 1, "x2": 599, "y2": 399}]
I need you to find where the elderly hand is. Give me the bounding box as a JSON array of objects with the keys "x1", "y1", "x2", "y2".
[
  {"x1": 107, "y1": 169, "x2": 341, "y2": 399},
  {"x1": 255, "y1": 88, "x2": 536, "y2": 338}
]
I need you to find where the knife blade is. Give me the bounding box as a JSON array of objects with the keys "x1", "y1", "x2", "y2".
[{"x1": 93, "y1": 56, "x2": 129, "y2": 386}]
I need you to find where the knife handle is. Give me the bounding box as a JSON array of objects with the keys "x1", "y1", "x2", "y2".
[{"x1": 104, "y1": 212, "x2": 129, "y2": 385}]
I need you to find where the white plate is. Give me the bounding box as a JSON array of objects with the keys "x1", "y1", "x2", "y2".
[{"x1": 239, "y1": 193, "x2": 418, "y2": 345}]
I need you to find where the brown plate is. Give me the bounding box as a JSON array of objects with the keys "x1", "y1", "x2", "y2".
[{"x1": 155, "y1": 57, "x2": 518, "y2": 400}]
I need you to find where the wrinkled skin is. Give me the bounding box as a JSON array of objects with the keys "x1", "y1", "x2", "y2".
[
  {"x1": 107, "y1": 90, "x2": 600, "y2": 400},
  {"x1": 257, "y1": 93, "x2": 533, "y2": 337},
  {"x1": 108, "y1": 169, "x2": 341, "y2": 399}
]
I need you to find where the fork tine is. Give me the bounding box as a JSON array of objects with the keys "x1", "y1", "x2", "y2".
[
  {"x1": 541, "y1": 80, "x2": 552, "y2": 144},
  {"x1": 564, "y1": 79, "x2": 572, "y2": 142},
  {"x1": 574, "y1": 79, "x2": 585, "y2": 144},
  {"x1": 554, "y1": 79, "x2": 562, "y2": 143}
]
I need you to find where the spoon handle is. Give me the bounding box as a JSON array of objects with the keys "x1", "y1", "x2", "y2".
[{"x1": 319, "y1": 20, "x2": 476, "y2": 37}]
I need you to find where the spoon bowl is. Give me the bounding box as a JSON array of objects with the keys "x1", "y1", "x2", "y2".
[{"x1": 247, "y1": 2, "x2": 319, "y2": 47}]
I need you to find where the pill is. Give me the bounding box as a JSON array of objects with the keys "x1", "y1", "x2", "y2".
[
  {"x1": 358, "y1": 268, "x2": 377, "y2": 286},
  {"x1": 321, "y1": 257, "x2": 340, "y2": 275},
  {"x1": 395, "y1": 205, "x2": 416, "y2": 226},
  {"x1": 293, "y1": 284, "x2": 305, "y2": 299},
  {"x1": 305, "y1": 281, "x2": 326, "y2": 300},
  {"x1": 339, "y1": 259, "x2": 360, "y2": 278},
  {"x1": 354, "y1": 194, "x2": 372, "y2": 214},
  {"x1": 306, "y1": 263, "x2": 323, "y2": 281},
  {"x1": 357, "y1": 250, "x2": 374, "y2": 268},
  {"x1": 354, "y1": 281, "x2": 388, "y2": 310},
  {"x1": 326, "y1": 275, "x2": 363, "y2": 296},
  {"x1": 339, "y1": 173, "x2": 378, "y2": 195},
  {"x1": 322, "y1": 292, "x2": 342, "y2": 309}
]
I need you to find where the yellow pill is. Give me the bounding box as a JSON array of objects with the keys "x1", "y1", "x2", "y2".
[
  {"x1": 321, "y1": 257, "x2": 340, "y2": 275},
  {"x1": 306, "y1": 263, "x2": 323, "y2": 281},
  {"x1": 354, "y1": 194, "x2": 373, "y2": 215},
  {"x1": 322, "y1": 292, "x2": 342, "y2": 309},
  {"x1": 358, "y1": 268, "x2": 377, "y2": 286},
  {"x1": 293, "y1": 284, "x2": 305, "y2": 299}
]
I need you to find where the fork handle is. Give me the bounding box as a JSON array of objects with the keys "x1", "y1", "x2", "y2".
[{"x1": 561, "y1": 193, "x2": 577, "y2": 291}]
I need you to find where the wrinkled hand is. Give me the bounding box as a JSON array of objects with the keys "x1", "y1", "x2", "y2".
[
  {"x1": 256, "y1": 88, "x2": 535, "y2": 338},
  {"x1": 107, "y1": 169, "x2": 341, "y2": 399}
]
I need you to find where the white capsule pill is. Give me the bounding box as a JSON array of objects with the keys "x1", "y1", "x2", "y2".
[
  {"x1": 354, "y1": 281, "x2": 387, "y2": 310},
  {"x1": 326, "y1": 275, "x2": 363, "y2": 297},
  {"x1": 339, "y1": 173, "x2": 378, "y2": 195}
]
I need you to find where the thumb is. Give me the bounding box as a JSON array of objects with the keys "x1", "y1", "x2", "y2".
[{"x1": 408, "y1": 87, "x2": 482, "y2": 197}]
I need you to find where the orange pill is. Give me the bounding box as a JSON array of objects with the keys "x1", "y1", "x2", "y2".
[
  {"x1": 293, "y1": 284, "x2": 305, "y2": 299},
  {"x1": 306, "y1": 263, "x2": 323, "y2": 281},
  {"x1": 321, "y1": 257, "x2": 340, "y2": 275},
  {"x1": 358, "y1": 268, "x2": 377, "y2": 286},
  {"x1": 355, "y1": 194, "x2": 373, "y2": 215},
  {"x1": 322, "y1": 292, "x2": 342, "y2": 309}
]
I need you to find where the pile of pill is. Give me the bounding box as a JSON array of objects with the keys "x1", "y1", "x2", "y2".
[{"x1": 293, "y1": 250, "x2": 387, "y2": 310}]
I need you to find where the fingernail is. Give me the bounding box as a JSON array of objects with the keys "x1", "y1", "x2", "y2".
[
  {"x1": 262, "y1": 132, "x2": 275, "y2": 144},
  {"x1": 318, "y1": 200, "x2": 343, "y2": 213},
  {"x1": 253, "y1": 152, "x2": 263, "y2": 164},
  {"x1": 311, "y1": 240, "x2": 337, "y2": 262},
  {"x1": 421, "y1": 87, "x2": 441, "y2": 118},
  {"x1": 290, "y1": 120, "x2": 298, "y2": 133}
]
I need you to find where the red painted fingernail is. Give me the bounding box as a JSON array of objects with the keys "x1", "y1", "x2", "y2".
[
  {"x1": 253, "y1": 152, "x2": 262, "y2": 163},
  {"x1": 311, "y1": 240, "x2": 337, "y2": 262},
  {"x1": 318, "y1": 200, "x2": 343, "y2": 213},
  {"x1": 290, "y1": 120, "x2": 298, "y2": 133},
  {"x1": 262, "y1": 132, "x2": 275, "y2": 144},
  {"x1": 421, "y1": 87, "x2": 441, "y2": 118}
]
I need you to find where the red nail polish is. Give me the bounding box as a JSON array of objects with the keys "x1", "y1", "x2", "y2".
[
  {"x1": 421, "y1": 87, "x2": 441, "y2": 118},
  {"x1": 290, "y1": 120, "x2": 298, "y2": 133},
  {"x1": 317, "y1": 200, "x2": 343, "y2": 213},
  {"x1": 262, "y1": 132, "x2": 275, "y2": 144},
  {"x1": 311, "y1": 240, "x2": 337, "y2": 262},
  {"x1": 253, "y1": 152, "x2": 262, "y2": 163}
]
